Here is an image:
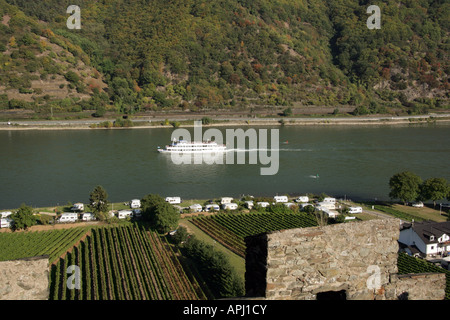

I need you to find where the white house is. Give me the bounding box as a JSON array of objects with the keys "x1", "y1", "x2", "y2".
[
  {"x1": 274, "y1": 195, "x2": 288, "y2": 203},
  {"x1": 130, "y1": 199, "x2": 141, "y2": 209},
  {"x1": 118, "y1": 210, "x2": 133, "y2": 219},
  {"x1": 71, "y1": 203, "x2": 84, "y2": 211},
  {"x1": 257, "y1": 202, "x2": 270, "y2": 208},
  {"x1": 0, "y1": 218, "x2": 13, "y2": 228},
  {"x1": 0, "y1": 211, "x2": 12, "y2": 219},
  {"x1": 166, "y1": 197, "x2": 181, "y2": 204},
  {"x1": 399, "y1": 221, "x2": 450, "y2": 257},
  {"x1": 295, "y1": 196, "x2": 309, "y2": 203},
  {"x1": 222, "y1": 203, "x2": 238, "y2": 210},
  {"x1": 221, "y1": 197, "x2": 234, "y2": 205},
  {"x1": 58, "y1": 213, "x2": 78, "y2": 223},
  {"x1": 82, "y1": 212, "x2": 95, "y2": 221},
  {"x1": 190, "y1": 204, "x2": 203, "y2": 213},
  {"x1": 204, "y1": 204, "x2": 220, "y2": 212}
]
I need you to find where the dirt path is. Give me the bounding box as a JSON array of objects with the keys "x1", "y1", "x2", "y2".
[{"x1": 0, "y1": 221, "x2": 104, "y2": 233}]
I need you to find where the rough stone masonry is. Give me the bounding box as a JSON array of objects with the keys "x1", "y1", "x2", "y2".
[
  {"x1": 0, "y1": 255, "x2": 49, "y2": 300},
  {"x1": 245, "y1": 218, "x2": 446, "y2": 300}
]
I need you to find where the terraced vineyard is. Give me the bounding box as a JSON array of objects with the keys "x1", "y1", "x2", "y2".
[
  {"x1": 397, "y1": 252, "x2": 450, "y2": 300},
  {"x1": 0, "y1": 227, "x2": 90, "y2": 263},
  {"x1": 190, "y1": 212, "x2": 318, "y2": 257},
  {"x1": 49, "y1": 225, "x2": 207, "y2": 300}
]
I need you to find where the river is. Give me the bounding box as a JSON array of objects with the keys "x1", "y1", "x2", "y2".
[{"x1": 1, "y1": 123, "x2": 449, "y2": 209}]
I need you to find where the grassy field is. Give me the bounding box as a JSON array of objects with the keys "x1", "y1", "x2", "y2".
[{"x1": 179, "y1": 218, "x2": 245, "y2": 281}]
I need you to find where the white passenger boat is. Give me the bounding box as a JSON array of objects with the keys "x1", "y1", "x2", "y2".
[{"x1": 157, "y1": 139, "x2": 227, "y2": 153}]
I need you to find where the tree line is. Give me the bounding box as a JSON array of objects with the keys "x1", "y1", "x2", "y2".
[{"x1": 389, "y1": 171, "x2": 449, "y2": 207}]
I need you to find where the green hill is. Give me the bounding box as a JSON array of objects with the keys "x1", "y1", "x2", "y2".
[
  {"x1": 1, "y1": 0, "x2": 449, "y2": 118},
  {"x1": 0, "y1": 0, "x2": 109, "y2": 119}
]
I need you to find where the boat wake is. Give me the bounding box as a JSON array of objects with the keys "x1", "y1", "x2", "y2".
[{"x1": 229, "y1": 148, "x2": 311, "y2": 152}]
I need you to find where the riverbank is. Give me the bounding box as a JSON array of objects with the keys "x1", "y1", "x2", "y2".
[{"x1": 1, "y1": 113, "x2": 449, "y2": 130}]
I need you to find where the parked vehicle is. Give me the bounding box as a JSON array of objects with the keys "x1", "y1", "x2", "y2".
[
  {"x1": 118, "y1": 210, "x2": 133, "y2": 219},
  {"x1": 130, "y1": 199, "x2": 141, "y2": 209},
  {"x1": 204, "y1": 204, "x2": 220, "y2": 212},
  {"x1": 220, "y1": 197, "x2": 233, "y2": 205},
  {"x1": 0, "y1": 218, "x2": 13, "y2": 228},
  {"x1": 222, "y1": 203, "x2": 238, "y2": 210},
  {"x1": 348, "y1": 206, "x2": 363, "y2": 214},
  {"x1": 132, "y1": 209, "x2": 142, "y2": 219},
  {"x1": 274, "y1": 196, "x2": 288, "y2": 203},
  {"x1": 71, "y1": 203, "x2": 84, "y2": 211},
  {"x1": 412, "y1": 202, "x2": 424, "y2": 208},
  {"x1": 245, "y1": 201, "x2": 254, "y2": 209},
  {"x1": 165, "y1": 197, "x2": 181, "y2": 204},
  {"x1": 257, "y1": 202, "x2": 270, "y2": 208},
  {"x1": 295, "y1": 196, "x2": 309, "y2": 203},
  {"x1": 189, "y1": 204, "x2": 203, "y2": 213},
  {"x1": 82, "y1": 212, "x2": 95, "y2": 221},
  {"x1": 322, "y1": 197, "x2": 336, "y2": 204},
  {"x1": 58, "y1": 213, "x2": 78, "y2": 223},
  {"x1": 0, "y1": 211, "x2": 12, "y2": 219}
]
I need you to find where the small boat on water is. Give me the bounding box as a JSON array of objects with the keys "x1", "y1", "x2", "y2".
[{"x1": 157, "y1": 139, "x2": 227, "y2": 153}]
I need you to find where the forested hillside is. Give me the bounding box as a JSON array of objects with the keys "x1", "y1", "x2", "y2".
[{"x1": 1, "y1": 0, "x2": 449, "y2": 117}]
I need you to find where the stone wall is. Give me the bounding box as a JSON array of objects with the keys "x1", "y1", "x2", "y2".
[
  {"x1": 245, "y1": 219, "x2": 446, "y2": 300},
  {"x1": 386, "y1": 273, "x2": 446, "y2": 300},
  {"x1": 0, "y1": 256, "x2": 49, "y2": 300}
]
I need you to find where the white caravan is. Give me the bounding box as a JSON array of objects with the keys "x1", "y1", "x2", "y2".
[
  {"x1": 58, "y1": 213, "x2": 78, "y2": 223},
  {"x1": 130, "y1": 199, "x2": 141, "y2": 209},
  {"x1": 274, "y1": 196, "x2": 288, "y2": 203},
  {"x1": 165, "y1": 197, "x2": 181, "y2": 204}
]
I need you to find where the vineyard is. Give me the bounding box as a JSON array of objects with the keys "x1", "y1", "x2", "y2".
[
  {"x1": 397, "y1": 252, "x2": 450, "y2": 300},
  {"x1": 0, "y1": 227, "x2": 90, "y2": 263},
  {"x1": 190, "y1": 212, "x2": 318, "y2": 257},
  {"x1": 49, "y1": 225, "x2": 208, "y2": 300}
]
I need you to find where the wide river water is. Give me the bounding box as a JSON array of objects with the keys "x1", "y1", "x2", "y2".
[{"x1": 1, "y1": 123, "x2": 449, "y2": 210}]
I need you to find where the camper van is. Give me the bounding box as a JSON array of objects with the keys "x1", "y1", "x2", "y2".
[
  {"x1": 189, "y1": 204, "x2": 203, "y2": 213},
  {"x1": 283, "y1": 202, "x2": 295, "y2": 208},
  {"x1": 0, "y1": 211, "x2": 12, "y2": 219},
  {"x1": 323, "y1": 197, "x2": 336, "y2": 204},
  {"x1": 132, "y1": 209, "x2": 142, "y2": 219},
  {"x1": 71, "y1": 203, "x2": 84, "y2": 211},
  {"x1": 222, "y1": 203, "x2": 238, "y2": 210},
  {"x1": 130, "y1": 199, "x2": 141, "y2": 209},
  {"x1": 58, "y1": 213, "x2": 78, "y2": 223},
  {"x1": 245, "y1": 201, "x2": 254, "y2": 209},
  {"x1": 317, "y1": 202, "x2": 336, "y2": 210},
  {"x1": 118, "y1": 210, "x2": 133, "y2": 219},
  {"x1": 204, "y1": 204, "x2": 220, "y2": 212},
  {"x1": 274, "y1": 196, "x2": 288, "y2": 203},
  {"x1": 257, "y1": 202, "x2": 270, "y2": 208},
  {"x1": 348, "y1": 206, "x2": 363, "y2": 214},
  {"x1": 0, "y1": 218, "x2": 12, "y2": 228},
  {"x1": 165, "y1": 197, "x2": 181, "y2": 204},
  {"x1": 295, "y1": 196, "x2": 309, "y2": 203},
  {"x1": 221, "y1": 197, "x2": 234, "y2": 205},
  {"x1": 82, "y1": 212, "x2": 95, "y2": 221}
]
